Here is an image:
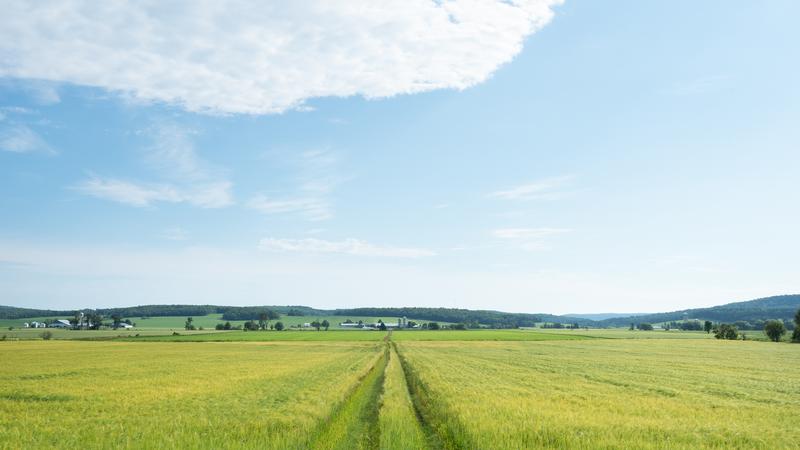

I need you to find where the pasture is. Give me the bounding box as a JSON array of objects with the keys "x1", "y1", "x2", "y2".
[{"x1": 1, "y1": 330, "x2": 798, "y2": 449}]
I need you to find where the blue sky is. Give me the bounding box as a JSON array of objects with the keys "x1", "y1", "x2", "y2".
[{"x1": 1, "y1": 0, "x2": 798, "y2": 313}]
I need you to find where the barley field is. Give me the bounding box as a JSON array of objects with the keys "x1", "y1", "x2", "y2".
[
  {"x1": 395, "y1": 338, "x2": 800, "y2": 449},
  {"x1": 0, "y1": 340, "x2": 383, "y2": 449},
  {"x1": 2, "y1": 332, "x2": 798, "y2": 449}
]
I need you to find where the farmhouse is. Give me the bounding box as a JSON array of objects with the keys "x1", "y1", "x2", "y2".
[
  {"x1": 49, "y1": 320, "x2": 72, "y2": 328},
  {"x1": 115, "y1": 323, "x2": 134, "y2": 329}
]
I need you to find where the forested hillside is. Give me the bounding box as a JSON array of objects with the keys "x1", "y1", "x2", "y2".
[{"x1": 600, "y1": 295, "x2": 800, "y2": 327}]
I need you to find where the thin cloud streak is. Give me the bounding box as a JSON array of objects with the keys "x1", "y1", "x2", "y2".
[
  {"x1": 259, "y1": 237, "x2": 436, "y2": 258},
  {"x1": 487, "y1": 175, "x2": 574, "y2": 201}
]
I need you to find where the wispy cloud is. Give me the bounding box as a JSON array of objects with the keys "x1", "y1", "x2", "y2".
[
  {"x1": 487, "y1": 176, "x2": 573, "y2": 201},
  {"x1": 75, "y1": 123, "x2": 233, "y2": 208},
  {"x1": 247, "y1": 196, "x2": 332, "y2": 221},
  {"x1": 492, "y1": 227, "x2": 570, "y2": 251},
  {"x1": 248, "y1": 149, "x2": 344, "y2": 221},
  {"x1": 0, "y1": 1, "x2": 561, "y2": 114},
  {"x1": 0, "y1": 124, "x2": 55, "y2": 154},
  {"x1": 75, "y1": 176, "x2": 232, "y2": 208},
  {"x1": 259, "y1": 237, "x2": 435, "y2": 258}
]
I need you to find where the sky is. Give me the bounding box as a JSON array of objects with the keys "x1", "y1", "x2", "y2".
[{"x1": 1, "y1": 0, "x2": 798, "y2": 314}]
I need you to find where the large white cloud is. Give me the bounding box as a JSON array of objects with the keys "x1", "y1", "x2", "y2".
[{"x1": 0, "y1": 0, "x2": 562, "y2": 114}]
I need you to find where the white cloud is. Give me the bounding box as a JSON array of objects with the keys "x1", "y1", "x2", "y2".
[
  {"x1": 488, "y1": 175, "x2": 573, "y2": 201},
  {"x1": 75, "y1": 124, "x2": 233, "y2": 208},
  {"x1": 259, "y1": 237, "x2": 436, "y2": 258},
  {"x1": 75, "y1": 176, "x2": 232, "y2": 208},
  {"x1": 248, "y1": 196, "x2": 332, "y2": 222},
  {"x1": 0, "y1": 0, "x2": 562, "y2": 114},
  {"x1": 0, "y1": 125, "x2": 54, "y2": 154}
]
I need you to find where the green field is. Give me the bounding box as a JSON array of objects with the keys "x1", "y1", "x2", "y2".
[
  {"x1": 0, "y1": 313, "x2": 441, "y2": 338},
  {"x1": 1, "y1": 329, "x2": 798, "y2": 449}
]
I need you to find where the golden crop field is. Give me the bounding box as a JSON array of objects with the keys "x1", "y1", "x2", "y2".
[
  {"x1": 0, "y1": 340, "x2": 384, "y2": 449},
  {"x1": 396, "y1": 338, "x2": 800, "y2": 449},
  {"x1": 2, "y1": 334, "x2": 799, "y2": 449}
]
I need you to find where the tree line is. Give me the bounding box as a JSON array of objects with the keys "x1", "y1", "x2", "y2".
[{"x1": 332, "y1": 307, "x2": 540, "y2": 328}]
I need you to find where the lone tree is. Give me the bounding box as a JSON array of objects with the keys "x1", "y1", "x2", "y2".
[
  {"x1": 793, "y1": 308, "x2": 800, "y2": 343},
  {"x1": 764, "y1": 320, "x2": 786, "y2": 343},
  {"x1": 713, "y1": 324, "x2": 738, "y2": 340},
  {"x1": 311, "y1": 320, "x2": 321, "y2": 331},
  {"x1": 427, "y1": 321, "x2": 440, "y2": 330},
  {"x1": 704, "y1": 320, "x2": 713, "y2": 334},
  {"x1": 258, "y1": 312, "x2": 269, "y2": 330},
  {"x1": 321, "y1": 319, "x2": 330, "y2": 331},
  {"x1": 274, "y1": 321, "x2": 284, "y2": 331},
  {"x1": 185, "y1": 317, "x2": 195, "y2": 330}
]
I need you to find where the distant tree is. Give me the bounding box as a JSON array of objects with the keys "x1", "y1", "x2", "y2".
[
  {"x1": 451, "y1": 323, "x2": 467, "y2": 330},
  {"x1": 40, "y1": 331, "x2": 53, "y2": 340},
  {"x1": 378, "y1": 322, "x2": 387, "y2": 331},
  {"x1": 215, "y1": 323, "x2": 225, "y2": 330},
  {"x1": 224, "y1": 321, "x2": 232, "y2": 330},
  {"x1": 427, "y1": 321, "x2": 440, "y2": 330},
  {"x1": 311, "y1": 320, "x2": 321, "y2": 331},
  {"x1": 275, "y1": 321, "x2": 284, "y2": 331},
  {"x1": 258, "y1": 312, "x2": 269, "y2": 330},
  {"x1": 704, "y1": 320, "x2": 713, "y2": 334},
  {"x1": 637, "y1": 323, "x2": 654, "y2": 331},
  {"x1": 629, "y1": 323, "x2": 635, "y2": 331},
  {"x1": 793, "y1": 309, "x2": 800, "y2": 343},
  {"x1": 713, "y1": 324, "x2": 738, "y2": 340},
  {"x1": 243, "y1": 321, "x2": 259, "y2": 331},
  {"x1": 185, "y1": 317, "x2": 196, "y2": 331},
  {"x1": 85, "y1": 313, "x2": 103, "y2": 330},
  {"x1": 321, "y1": 319, "x2": 330, "y2": 331},
  {"x1": 111, "y1": 314, "x2": 122, "y2": 328},
  {"x1": 764, "y1": 320, "x2": 786, "y2": 342}
]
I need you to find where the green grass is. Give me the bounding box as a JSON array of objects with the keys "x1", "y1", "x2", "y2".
[
  {"x1": 391, "y1": 329, "x2": 593, "y2": 341},
  {"x1": 130, "y1": 329, "x2": 387, "y2": 342},
  {"x1": 395, "y1": 339, "x2": 800, "y2": 449},
  {"x1": 529, "y1": 328, "x2": 716, "y2": 339},
  {"x1": 379, "y1": 346, "x2": 430, "y2": 450},
  {"x1": 0, "y1": 313, "x2": 439, "y2": 333},
  {"x1": 310, "y1": 348, "x2": 386, "y2": 449},
  {"x1": 0, "y1": 328, "x2": 226, "y2": 340}
]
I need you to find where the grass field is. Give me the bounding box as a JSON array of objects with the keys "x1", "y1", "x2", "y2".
[
  {"x1": 0, "y1": 313, "x2": 440, "y2": 337},
  {"x1": 2, "y1": 329, "x2": 798, "y2": 449}
]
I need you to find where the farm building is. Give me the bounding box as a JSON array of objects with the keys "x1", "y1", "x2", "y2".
[{"x1": 49, "y1": 320, "x2": 72, "y2": 328}]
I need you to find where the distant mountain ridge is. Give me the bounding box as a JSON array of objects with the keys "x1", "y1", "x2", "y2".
[
  {"x1": 598, "y1": 294, "x2": 800, "y2": 327},
  {"x1": 2, "y1": 294, "x2": 798, "y2": 328}
]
